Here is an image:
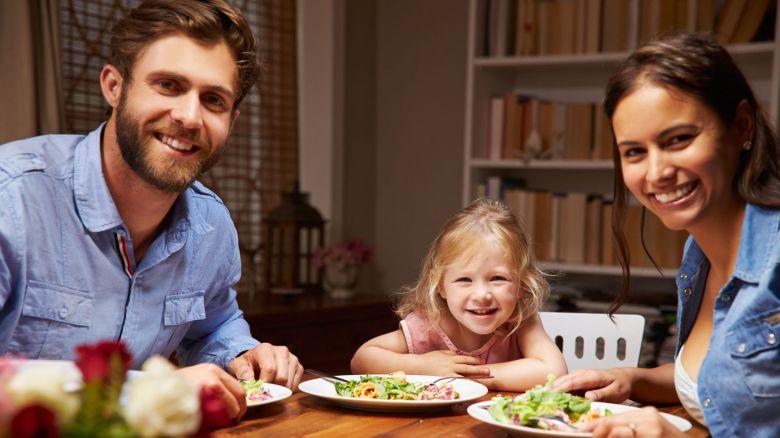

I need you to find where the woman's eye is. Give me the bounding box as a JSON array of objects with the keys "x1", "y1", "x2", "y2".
[
  {"x1": 621, "y1": 147, "x2": 644, "y2": 158},
  {"x1": 668, "y1": 134, "x2": 694, "y2": 146}
]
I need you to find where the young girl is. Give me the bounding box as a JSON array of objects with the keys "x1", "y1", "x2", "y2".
[{"x1": 351, "y1": 199, "x2": 567, "y2": 391}]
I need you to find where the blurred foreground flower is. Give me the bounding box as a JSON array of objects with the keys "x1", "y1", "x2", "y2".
[
  {"x1": 1, "y1": 341, "x2": 232, "y2": 437},
  {"x1": 122, "y1": 356, "x2": 200, "y2": 437}
]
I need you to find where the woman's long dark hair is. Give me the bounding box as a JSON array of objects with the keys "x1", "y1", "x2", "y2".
[{"x1": 603, "y1": 32, "x2": 780, "y2": 314}]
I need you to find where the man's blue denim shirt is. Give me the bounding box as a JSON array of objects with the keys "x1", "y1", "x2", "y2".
[
  {"x1": 676, "y1": 203, "x2": 780, "y2": 437},
  {"x1": 0, "y1": 125, "x2": 259, "y2": 369}
]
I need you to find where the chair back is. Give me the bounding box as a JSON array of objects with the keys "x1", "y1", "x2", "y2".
[{"x1": 539, "y1": 312, "x2": 645, "y2": 371}]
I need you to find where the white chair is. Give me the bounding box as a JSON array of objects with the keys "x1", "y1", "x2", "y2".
[{"x1": 539, "y1": 312, "x2": 645, "y2": 371}]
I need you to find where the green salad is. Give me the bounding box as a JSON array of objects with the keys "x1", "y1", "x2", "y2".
[
  {"x1": 334, "y1": 372, "x2": 458, "y2": 400},
  {"x1": 240, "y1": 379, "x2": 272, "y2": 401},
  {"x1": 488, "y1": 375, "x2": 610, "y2": 430}
]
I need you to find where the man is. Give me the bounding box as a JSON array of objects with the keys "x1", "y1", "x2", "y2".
[{"x1": 0, "y1": 0, "x2": 302, "y2": 420}]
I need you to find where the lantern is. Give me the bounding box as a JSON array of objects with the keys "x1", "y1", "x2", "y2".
[{"x1": 262, "y1": 185, "x2": 325, "y2": 294}]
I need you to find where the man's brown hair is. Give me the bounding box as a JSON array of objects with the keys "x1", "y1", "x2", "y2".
[{"x1": 109, "y1": 0, "x2": 259, "y2": 106}]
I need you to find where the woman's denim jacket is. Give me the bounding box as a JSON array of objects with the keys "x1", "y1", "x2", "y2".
[{"x1": 675, "y1": 203, "x2": 779, "y2": 437}]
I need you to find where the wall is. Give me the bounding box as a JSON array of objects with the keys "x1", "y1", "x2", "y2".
[{"x1": 342, "y1": 0, "x2": 468, "y2": 294}]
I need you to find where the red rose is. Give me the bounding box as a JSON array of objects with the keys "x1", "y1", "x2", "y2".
[
  {"x1": 75, "y1": 341, "x2": 131, "y2": 382},
  {"x1": 10, "y1": 404, "x2": 59, "y2": 438},
  {"x1": 195, "y1": 386, "x2": 233, "y2": 435}
]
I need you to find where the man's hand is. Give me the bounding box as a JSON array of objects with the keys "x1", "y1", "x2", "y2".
[
  {"x1": 412, "y1": 350, "x2": 492, "y2": 377},
  {"x1": 176, "y1": 363, "x2": 247, "y2": 421},
  {"x1": 228, "y1": 342, "x2": 303, "y2": 390}
]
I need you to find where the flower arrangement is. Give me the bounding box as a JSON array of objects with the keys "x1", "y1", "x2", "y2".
[
  {"x1": 314, "y1": 239, "x2": 373, "y2": 272},
  {"x1": 0, "y1": 341, "x2": 231, "y2": 437}
]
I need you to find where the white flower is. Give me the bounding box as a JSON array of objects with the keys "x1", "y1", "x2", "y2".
[
  {"x1": 7, "y1": 364, "x2": 80, "y2": 424},
  {"x1": 122, "y1": 356, "x2": 201, "y2": 437}
]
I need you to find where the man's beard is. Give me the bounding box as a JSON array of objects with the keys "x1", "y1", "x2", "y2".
[{"x1": 114, "y1": 95, "x2": 224, "y2": 193}]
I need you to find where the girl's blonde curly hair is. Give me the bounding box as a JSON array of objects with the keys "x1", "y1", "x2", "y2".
[{"x1": 395, "y1": 198, "x2": 548, "y2": 334}]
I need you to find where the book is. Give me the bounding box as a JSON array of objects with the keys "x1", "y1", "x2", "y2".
[
  {"x1": 715, "y1": 0, "x2": 749, "y2": 43},
  {"x1": 601, "y1": 0, "x2": 629, "y2": 52},
  {"x1": 585, "y1": 194, "x2": 603, "y2": 264},
  {"x1": 601, "y1": 199, "x2": 615, "y2": 265},
  {"x1": 533, "y1": 191, "x2": 554, "y2": 260},
  {"x1": 584, "y1": 0, "x2": 602, "y2": 53},
  {"x1": 591, "y1": 102, "x2": 614, "y2": 160},
  {"x1": 489, "y1": 96, "x2": 505, "y2": 160},
  {"x1": 559, "y1": 192, "x2": 588, "y2": 263},
  {"x1": 564, "y1": 102, "x2": 594, "y2": 159},
  {"x1": 696, "y1": 0, "x2": 717, "y2": 32},
  {"x1": 731, "y1": 0, "x2": 771, "y2": 43}
]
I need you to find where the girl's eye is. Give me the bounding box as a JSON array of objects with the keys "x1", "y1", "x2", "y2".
[
  {"x1": 491, "y1": 275, "x2": 509, "y2": 282},
  {"x1": 455, "y1": 277, "x2": 471, "y2": 283}
]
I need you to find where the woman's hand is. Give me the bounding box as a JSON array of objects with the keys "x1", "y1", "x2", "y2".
[
  {"x1": 582, "y1": 406, "x2": 687, "y2": 438},
  {"x1": 552, "y1": 368, "x2": 634, "y2": 403},
  {"x1": 412, "y1": 350, "x2": 492, "y2": 377}
]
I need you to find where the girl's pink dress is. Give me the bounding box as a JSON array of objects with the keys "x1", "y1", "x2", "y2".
[{"x1": 400, "y1": 312, "x2": 524, "y2": 363}]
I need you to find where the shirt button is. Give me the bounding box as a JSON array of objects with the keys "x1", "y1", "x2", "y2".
[
  {"x1": 769, "y1": 333, "x2": 777, "y2": 345},
  {"x1": 703, "y1": 398, "x2": 711, "y2": 407},
  {"x1": 737, "y1": 343, "x2": 746, "y2": 353},
  {"x1": 683, "y1": 287, "x2": 692, "y2": 296},
  {"x1": 680, "y1": 272, "x2": 688, "y2": 280},
  {"x1": 59, "y1": 307, "x2": 69, "y2": 319}
]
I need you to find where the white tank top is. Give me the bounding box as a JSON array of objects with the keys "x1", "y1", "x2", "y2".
[{"x1": 674, "y1": 346, "x2": 708, "y2": 426}]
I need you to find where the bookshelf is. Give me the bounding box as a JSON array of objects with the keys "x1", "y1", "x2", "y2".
[{"x1": 462, "y1": 0, "x2": 779, "y2": 292}]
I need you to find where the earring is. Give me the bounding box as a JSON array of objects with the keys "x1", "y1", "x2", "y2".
[{"x1": 743, "y1": 140, "x2": 753, "y2": 151}]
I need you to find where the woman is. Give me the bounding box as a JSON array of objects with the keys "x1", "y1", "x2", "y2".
[{"x1": 552, "y1": 33, "x2": 780, "y2": 437}]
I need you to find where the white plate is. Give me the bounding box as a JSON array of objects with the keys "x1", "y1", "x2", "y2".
[
  {"x1": 247, "y1": 382, "x2": 293, "y2": 407},
  {"x1": 298, "y1": 374, "x2": 488, "y2": 412},
  {"x1": 467, "y1": 400, "x2": 692, "y2": 437}
]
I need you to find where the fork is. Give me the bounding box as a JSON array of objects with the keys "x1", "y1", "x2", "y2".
[
  {"x1": 305, "y1": 368, "x2": 352, "y2": 384},
  {"x1": 528, "y1": 416, "x2": 580, "y2": 432},
  {"x1": 478, "y1": 406, "x2": 579, "y2": 432}
]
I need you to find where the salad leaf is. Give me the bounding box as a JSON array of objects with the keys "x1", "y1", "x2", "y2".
[{"x1": 489, "y1": 374, "x2": 596, "y2": 428}]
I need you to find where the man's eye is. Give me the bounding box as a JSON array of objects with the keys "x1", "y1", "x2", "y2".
[
  {"x1": 204, "y1": 95, "x2": 227, "y2": 110},
  {"x1": 157, "y1": 80, "x2": 179, "y2": 92}
]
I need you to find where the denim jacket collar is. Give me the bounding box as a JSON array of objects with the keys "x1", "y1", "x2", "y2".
[{"x1": 733, "y1": 203, "x2": 780, "y2": 283}]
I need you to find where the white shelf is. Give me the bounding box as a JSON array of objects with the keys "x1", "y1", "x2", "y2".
[
  {"x1": 474, "y1": 52, "x2": 629, "y2": 68},
  {"x1": 540, "y1": 262, "x2": 677, "y2": 279},
  {"x1": 470, "y1": 159, "x2": 613, "y2": 170},
  {"x1": 471, "y1": 41, "x2": 774, "y2": 70}
]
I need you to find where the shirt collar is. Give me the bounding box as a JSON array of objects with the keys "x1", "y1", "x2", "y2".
[
  {"x1": 74, "y1": 123, "x2": 124, "y2": 232},
  {"x1": 74, "y1": 123, "x2": 214, "y2": 236},
  {"x1": 733, "y1": 203, "x2": 780, "y2": 283}
]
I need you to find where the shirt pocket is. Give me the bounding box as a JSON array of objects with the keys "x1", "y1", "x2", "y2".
[
  {"x1": 726, "y1": 309, "x2": 780, "y2": 398},
  {"x1": 8, "y1": 280, "x2": 93, "y2": 359},
  {"x1": 158, "y1": 291, "x2": 207, "y2": 357}
]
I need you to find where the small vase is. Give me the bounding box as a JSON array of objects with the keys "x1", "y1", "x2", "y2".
[{"x1": 324, "y1": 264, "x2": 358, "y2": 299}]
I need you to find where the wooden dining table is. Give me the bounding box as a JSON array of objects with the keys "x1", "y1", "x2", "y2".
[{"x1": 214, "y1": 374, "x2": 709, "y2": 437}]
